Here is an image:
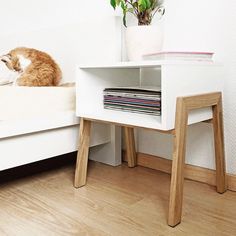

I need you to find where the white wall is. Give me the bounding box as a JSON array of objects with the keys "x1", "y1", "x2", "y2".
[
  {"x1": 138, "y1": 0, "x2": 236, "y2": 174},
  {"x1": 0, "y1": 0, "x2": 121, "y2": 83},
  {"x1": 0, "y1": 0, "x2": 112, "y2": 34},
  {"x1": 0, "y1": 0, "x2": 235, "y2": 174}
]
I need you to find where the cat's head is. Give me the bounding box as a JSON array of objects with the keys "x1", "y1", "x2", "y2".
[{"x1": 0, "y1": 54, "x2": 22, "y2": 72}]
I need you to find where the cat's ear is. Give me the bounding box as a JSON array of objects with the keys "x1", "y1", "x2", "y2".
[{"x1": 0, "y1": 54, "x2": 11, "y2": 63}]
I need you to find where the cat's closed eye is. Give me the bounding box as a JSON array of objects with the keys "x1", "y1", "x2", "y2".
[{"x1": 0, "y1": 55, "x2": 11, "y2": 63}]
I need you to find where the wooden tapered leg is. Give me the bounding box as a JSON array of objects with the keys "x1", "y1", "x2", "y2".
[
  {"x1": 124, "y1": 127, "x2": 137, "y2": 168},
  {"x1": 212, "y1": 95, "x2": 227, "y2": 193},
  {"x1": 168, "y1": 92, "x2": 227, "y2": 226},
  {"x1": 168, "y1": 98, "x2": 188, "y2": 227},
  {"x1": 74, "y1": 118, "x2": 91, "y2": 188}
]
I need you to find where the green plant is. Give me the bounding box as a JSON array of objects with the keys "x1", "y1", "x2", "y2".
[{"x1": 110, "y1": 0, "x2": 165, "y2": 27}]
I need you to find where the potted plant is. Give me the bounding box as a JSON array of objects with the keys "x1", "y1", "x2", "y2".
[{"x1": 110, "y1": 0, "x2": 165, "y2": 61}]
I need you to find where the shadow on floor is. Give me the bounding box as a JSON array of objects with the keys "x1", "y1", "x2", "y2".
[{"x1": 0, "y1": 152, "x2": 77, "y2": 184}]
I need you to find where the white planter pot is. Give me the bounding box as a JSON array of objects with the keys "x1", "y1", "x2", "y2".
[{"x1": 125, "y1": 25, "x2": 163, "y2": 61}]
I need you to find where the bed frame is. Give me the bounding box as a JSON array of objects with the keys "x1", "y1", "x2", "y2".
[{"x1": 0, "y1": 18, "x2": 122, "y2": 171}]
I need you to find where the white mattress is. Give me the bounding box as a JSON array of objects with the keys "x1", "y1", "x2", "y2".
[
  {"x1": 0, "y1": 86, "x2": 75, "y2": 121},
  {"x1": 0, "y1": 86, "x2": 79, "y2": 138}
]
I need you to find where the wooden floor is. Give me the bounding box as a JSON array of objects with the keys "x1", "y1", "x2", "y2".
[{"x1": 0, "y1": 161, "x2": 236, "y2": 236}]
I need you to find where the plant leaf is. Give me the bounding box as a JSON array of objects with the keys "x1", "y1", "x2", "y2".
[
  {"x1": 123, "y1": 13, "x2": 127, "y2": 27},
  {"x1": 157, "y1": 6, "x2": 165, "y2": 16},
  {"x1": 115, "y1": 0, "x2": 121, "y2": 5},
  {"x1": 121, "y1": 0, "x2": 127, "y2": 10},
  {"x1": 138, "y1": 0, "x2": 147, "y2": 12},
  {"x1": 110, "y1": 0, "x2": 116, "y2": 9},
  {"x1": 127, "y1": 8, "x2": 134, "y2": 14},
  {"x1": 133, "y1": 2, "x2": 138, "y2": 8},
  {"x1": 121, "y1": 0, "x2": 128, "y2": 27},
  {"x1": 145, "y1": 0, "x2": 151, "y2": 9}
]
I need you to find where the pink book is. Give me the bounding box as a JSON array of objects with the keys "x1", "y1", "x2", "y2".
[{"x1": 143, "y1": 51, "x2": 214, "y2": 61}]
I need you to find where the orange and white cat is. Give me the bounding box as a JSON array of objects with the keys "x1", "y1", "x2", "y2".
[{"x1": 0, "y1": 47, "x2": 62, "y2": 86}]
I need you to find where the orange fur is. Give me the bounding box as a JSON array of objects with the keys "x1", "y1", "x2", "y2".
[{"x1": 2, "y1": 47, "x2": 62, "y2": 86}]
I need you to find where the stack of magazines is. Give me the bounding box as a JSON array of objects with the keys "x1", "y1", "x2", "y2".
[{"x1": 103, "y1": 86, "x2": 161, "y2": 116}]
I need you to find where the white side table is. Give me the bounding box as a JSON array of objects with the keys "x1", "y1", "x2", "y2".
[{"x1": 74, "y1": 61, "x2": 227, "y2": 227}]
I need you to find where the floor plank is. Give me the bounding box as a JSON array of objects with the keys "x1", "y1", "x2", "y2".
[{"x1": 0, "y1": 161, "x2": 236, "y2": 236}]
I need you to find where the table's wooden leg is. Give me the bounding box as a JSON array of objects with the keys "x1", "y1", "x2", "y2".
[
  {"x1": 168, "y1": 92, "x2": 227, "y2": 226},
  {"x1": 168, "y1": 97, "x2": 188, "y2": 227},
  {"x1": 212, "y1": 95, "x2": 227, "y2": 193},
  {"x1": 74, "y1": 118, "x2": 91, "y2": 188},
  {"x1": 124, "y1": 127, "x2": 137, "y2": 167}
]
